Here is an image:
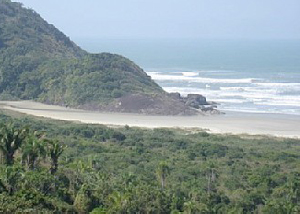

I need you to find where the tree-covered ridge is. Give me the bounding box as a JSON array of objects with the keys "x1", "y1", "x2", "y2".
[
  {"x1": 0, "y1": 0, "x2": 86, "y2": 58},
  {"x1": 4, "y1": 53, "x2": 164, "y2": 106},
  {"x1": 0, "y1": 0, "x2": 167, "y2": 111},
  {"x1": 0, "y1": 111, "x2": 299, "y2": 213}
]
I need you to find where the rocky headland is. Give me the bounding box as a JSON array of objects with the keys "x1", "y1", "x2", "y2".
[{"x1": 0, "y1": 0, "x2": 219, "y2": 116}]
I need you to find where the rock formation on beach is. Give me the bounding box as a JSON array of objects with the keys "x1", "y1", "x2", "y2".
[{"x1": 169, "y1": 93, "x2": 220, "y2": 114}]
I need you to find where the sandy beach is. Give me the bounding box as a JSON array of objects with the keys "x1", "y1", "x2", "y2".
[{"x1": 1, "y1": 100, "x2": 300, "y2": 138}]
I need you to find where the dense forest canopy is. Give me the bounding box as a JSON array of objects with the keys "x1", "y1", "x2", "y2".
[{"x1": 0, "y1": 110, "x2": 299, "y2": 213}]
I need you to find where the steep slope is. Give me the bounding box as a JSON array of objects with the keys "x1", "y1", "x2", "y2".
[
  {"x1": 0, "y1": 0, "x2": 197, "y2": 115},
  {"x1": 0, "y1": 0, "x2": 87, "y2": 99},
  {"x1": 26, "y1": 54, "x2": 164, "y2": 106},
  {"x1": 0, "y1": 0, "x2": 86, "y2": 58}
]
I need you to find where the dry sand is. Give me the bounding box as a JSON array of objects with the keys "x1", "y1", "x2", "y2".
[{"x1": 1, "y1": 100, "x2": 300, "y2": 138}]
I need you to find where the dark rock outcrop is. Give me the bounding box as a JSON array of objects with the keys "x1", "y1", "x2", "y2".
[
  {"x1": 168, "y1": 92, "x2": 220, "y2": 114},
  {"x1": 169, "y1": 92, "x2": 181, "y2": 100},
  {"x1": 184, "y1": 94, "x2": 207, "y2": 109}
]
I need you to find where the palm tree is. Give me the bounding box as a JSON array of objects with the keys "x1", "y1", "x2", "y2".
[
  {"x1": 183, "y1": 201, "x2": 209, "y2": 214},
  {"x1": 0, "y1": 166, "x2": 24, "y2": 194},
  {"x1": 47, "y1": 140, "x2": 65, "y2": 175},
  {"x1": 21, "y1": 134, "x2": 46, "y2": 170},
  {"x1": 74, "y1": 184, "x2": 92, "y2": 213},
  {"x1": 108, "y1": 191, "x2": 130, "y2": 213},
  {"x1": 156, "y1": 161, "x2": 170, "y2": 190},
  {"x1": 0, "y1": 124, "x2": 28, "y2": 165}
]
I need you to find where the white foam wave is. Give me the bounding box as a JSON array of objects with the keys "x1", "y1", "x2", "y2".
[
  {"x1": 147, "y1": 68, "x2": 197, "y2": 73},
  {"x1": 220, "y1": 107, "x2": 272, "y2": 114},
  {"x1": 220, "y1": 86, "x2": 278, "y2": 94},
  {"x1": 210, "y1": 98, "x2": 247, "y2": 104},
  {"x1": 146, "y1": 68, "x2": 235, "y2": 74},
  {"x1": 220, "y1": 106, "x2": 300, "y2": 115},
  {"x1": 163, "y1": 86, "x2": 209, "y2": 96},
  {"x1": 254, "y1": 100, "x2": 300, "y2": 107},
  {"x1": 149, "y1": 70, "x2": 300, "y2": 115},
  {"x1": 148, "y1": 72, "x2": 256, "y2": 84},
  {"x1": 255, "y1": 82, "x2": 300, "y2": 87},
  {"x1": 163, "y1": 86, "x2": 300, "y2": 108},
  {"x1": 182, "y1": 72, "x2": 199, "y2": 77}
]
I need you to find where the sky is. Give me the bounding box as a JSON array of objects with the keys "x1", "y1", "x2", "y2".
[{"x1": 15, "y1": 0, "x2": 300, "y2": 40}]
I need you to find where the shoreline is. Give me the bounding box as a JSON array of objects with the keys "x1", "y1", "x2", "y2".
[{"x1": 1, "y1": 100, "x2": 300, "y2": 138}]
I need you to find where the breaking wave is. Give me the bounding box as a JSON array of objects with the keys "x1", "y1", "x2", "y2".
[
  {"x1": 147, "y1": 70, "x2": 300, "y2": 115},
  {"x1": 148, "y1": 72, "x2": 259, "y2": 84}
]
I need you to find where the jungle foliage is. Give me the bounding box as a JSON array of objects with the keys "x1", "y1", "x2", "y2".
[{"x1": 0, "y1": 111, "x2": 299, "y2": 213}]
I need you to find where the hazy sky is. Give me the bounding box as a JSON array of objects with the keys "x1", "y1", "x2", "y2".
[{"x1": 15, "y1": 0, "x2": 300, "y2": 40}]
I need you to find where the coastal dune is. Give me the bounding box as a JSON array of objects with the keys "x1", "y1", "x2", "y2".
[{"x1": 1, "y1": 100, "x2": 300, "y2": 138}]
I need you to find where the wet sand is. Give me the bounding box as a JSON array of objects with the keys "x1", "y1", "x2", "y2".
[{"x1": 1, "y1": 100, "x2": 300, "y2": 138}]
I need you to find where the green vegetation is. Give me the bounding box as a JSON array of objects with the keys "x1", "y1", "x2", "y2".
[
  {"x1": 0, "y1": 0, "x2": 164, "y2": 108},
  {"x1": 0, "y1": 53, "x2": 163, "y2": 106},
  {"x1": 0, "y1": 1, "x2": 299, "y2": 212},
  {"x1": 0, "y1": 110, "x2": 299, "y2": 213}
]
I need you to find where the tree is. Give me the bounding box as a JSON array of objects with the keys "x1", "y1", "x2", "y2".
[
  {"x1": 0, "y1": 165, "x2": 24, "y2": 194},
  {"x1": 0, "y1": 124, "x2": 28, "y2": 165},
  {"x1": 21, "y1": 133, "x2": 46, "y2": 170},
  {"x1": 47, "y1": 140, "x2": 64, "y2": 175},
  {"x1": 107, "y1": 191, "x2": 130, "y2": 213},
  {"x1": 156, "y1": 161, "x2": 170, "y2": 190},
  {"x1": 74, "y1": 184, "x2": 92, "y2": 213},
  {"x1": 183, "y1": 201, "x2": 208, "y2": 214},
  {"x1": 205, "y1": 162, "x2": 218, "y2": 194}
]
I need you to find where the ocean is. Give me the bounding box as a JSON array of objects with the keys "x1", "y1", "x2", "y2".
[{"x1": 76, "y1": 38, "x2": 300, "y2": 115}]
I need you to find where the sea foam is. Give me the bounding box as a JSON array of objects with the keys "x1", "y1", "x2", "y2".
[
  {"x1": 147, "y1": 70, "x2": 300, "y2": 115},
  {"x1": 147, "y1": 72, "x2": 257, "y2": 84}
]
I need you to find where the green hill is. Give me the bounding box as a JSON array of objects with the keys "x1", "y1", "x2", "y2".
[
  {"x1": 0, "y1": 0, "x2": 86, "y2": 59},
  {"x1": 0, "y1": 0, "x2": 194, "y2": 114}
]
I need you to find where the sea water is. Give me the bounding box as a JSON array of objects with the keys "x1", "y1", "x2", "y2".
[{"x1": 76, "y1": 38, "x2": 300, "y2": 115}]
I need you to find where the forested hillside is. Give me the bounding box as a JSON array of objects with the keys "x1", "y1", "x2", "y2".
[
  {"x1": 0, "y1": 0, "x2": 188, "y2": 114},
  {"x1": 0, "y1": 110, "x2": 299, "y2": 213},
  {"x1": 0, "y1": 0, "x2": 86, "y2": 58}
]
